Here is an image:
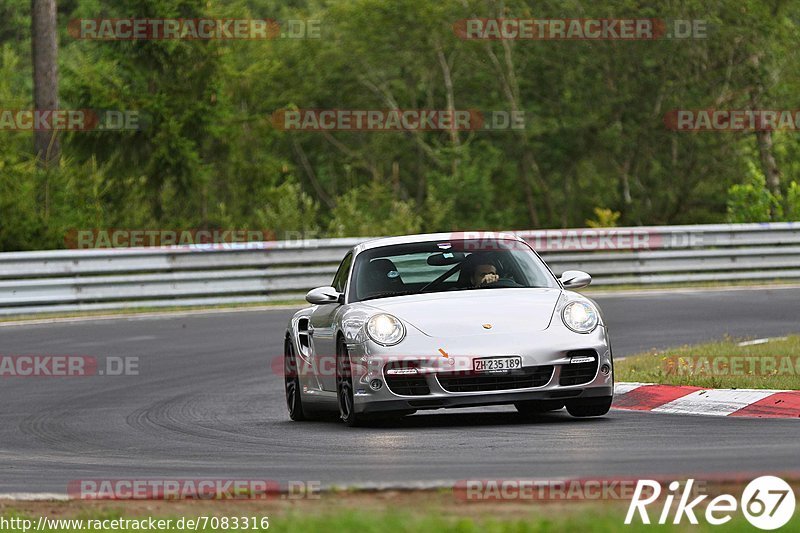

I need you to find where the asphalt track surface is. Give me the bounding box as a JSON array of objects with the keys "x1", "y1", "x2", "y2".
[{"x1": 0, "y1": 287, "x2": 798, "y2": 494}]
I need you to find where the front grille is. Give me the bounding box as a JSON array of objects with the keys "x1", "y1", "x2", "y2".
[
  {"x1": 383, "y1": 363, "x2": 430, "y2": 396},
  {"x1": 437, "y1": 366, "x2": 554, "y2": 393},
  {"x1": 559, "y1": 350, "x2": 599, "y2": 386}
]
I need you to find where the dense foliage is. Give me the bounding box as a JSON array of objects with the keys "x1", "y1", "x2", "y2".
[{"x1": 2, "y1": 0, "x2": 800, "y2": 250}]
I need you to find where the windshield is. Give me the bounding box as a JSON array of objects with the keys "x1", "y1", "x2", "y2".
[{"x1": 350, "y1": 240, "x2": 558, "y2": 302}]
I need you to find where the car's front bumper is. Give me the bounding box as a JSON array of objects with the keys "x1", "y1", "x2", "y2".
[
  {"x1": 346, "y1": 325, "x2": 614, "y2": 414},
  {"x1": 357, "y1": 384, "x2": 613, "y2": 413}
]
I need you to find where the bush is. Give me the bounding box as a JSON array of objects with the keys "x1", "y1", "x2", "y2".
[
  {"x1": 255, "y1": 180, "x2": 321, "y2": 240},
  {"x1": 585, "y1": 207, "x2": 621, "y2": 228},
  {"x1": 726, "y1": 162, "x2": 781, "y2": 223},
  {"x1": 327, "y1": 182, "x2": 422, "y2": 238},
  {"x1": 786, "y1": 181, "x2": 800, "y2": 221}
]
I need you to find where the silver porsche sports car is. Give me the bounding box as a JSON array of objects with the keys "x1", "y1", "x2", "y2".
[{"x1": 283, "y1": 232, "x2": 614, "y2": 426}]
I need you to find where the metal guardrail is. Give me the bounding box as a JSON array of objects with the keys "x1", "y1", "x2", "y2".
[{"x1": 0, "y1": 223, "x2": 799, "y2": 316}]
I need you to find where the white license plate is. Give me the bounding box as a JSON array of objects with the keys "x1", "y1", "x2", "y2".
[{"x1": 473, "y1": 356, "x2": 522, "y2": 372}]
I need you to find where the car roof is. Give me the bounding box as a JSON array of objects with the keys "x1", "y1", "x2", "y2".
[{"x1": 354, "y1": 231, "x2": 526, "y2": 254}]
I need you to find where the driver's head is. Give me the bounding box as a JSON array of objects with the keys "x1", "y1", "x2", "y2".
[
  {"x1": 472, "y1": 263, "x2": 497, "y2": 287},
  {"x1": 464, "y1": 253, "x2": 498, "y2": 287}
]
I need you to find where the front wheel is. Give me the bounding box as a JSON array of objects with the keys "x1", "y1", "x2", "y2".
[
  {"x1": 565, "y1": 396, "x2": 613, "y2": 417},
  {"x1": 336, "y1": 338, "x2": 372, "y2": 427},
  {"x1": 284, "y1": 339, "x2": 306, "y2": 421}
]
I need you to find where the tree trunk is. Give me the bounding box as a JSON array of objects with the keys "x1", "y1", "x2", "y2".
[
  {"x1": 748, "y1": 52, "x2": 780, "y2": 218},
  {"x1": 756, "y1": 129, "x2": 781, "y2": 197},
  {"x1": 32, "y1": 0, "x2": 61, "y2": 169}
]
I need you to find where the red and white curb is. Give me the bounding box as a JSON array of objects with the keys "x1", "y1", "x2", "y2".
[{"x1": 613, "y1": 383, "x2": 800, "y2": 418}]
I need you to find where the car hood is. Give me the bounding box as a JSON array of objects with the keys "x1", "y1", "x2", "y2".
[{"x1": 365, "y1": 288, "x2": 562, "y2": 337}]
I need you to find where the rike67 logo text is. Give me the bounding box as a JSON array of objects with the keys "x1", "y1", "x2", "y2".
[{"x1": 626, "y1": 477, "x2": 795, "y2": 530}]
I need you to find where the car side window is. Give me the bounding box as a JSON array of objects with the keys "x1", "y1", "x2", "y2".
[{"x1": 332, "y1": 252, "x2": 353, "y2": 294}]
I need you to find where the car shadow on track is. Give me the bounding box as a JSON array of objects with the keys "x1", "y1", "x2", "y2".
[{"x1": 350, "y1": 409, "x2": 612, "y2": 429}]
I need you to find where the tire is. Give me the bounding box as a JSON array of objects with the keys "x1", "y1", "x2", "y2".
[
  {"x1": 514, "y1": 400, "x2": 564, "y2": 416},
  {"x1": 565, "y1": 396, "x2": 613, "y2": 418},
  {"x1": 336, "y1": 338, "x2": 372, "y2": 427},
  {"x1": 284, "y1": 338, "x2": 307, "y2": 421}
]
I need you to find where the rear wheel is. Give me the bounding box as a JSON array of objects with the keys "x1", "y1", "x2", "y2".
[
  {"x1": 284, "y1": 339, "x2": 306, "y2": 421},
  {"x1": 565, "y1": 396, "x2": 613, "y2": 417},
  {"x1": 514, "y1": 400, "x2": 564, "y2": 416}
]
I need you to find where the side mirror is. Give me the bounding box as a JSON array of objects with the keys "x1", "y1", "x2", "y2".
[
  {"x1": 305, "y1": 286, "x2": 342, "y2": 305},
  {"x1": 559, "y1": 270, "x2": 592, "y2": 290}
]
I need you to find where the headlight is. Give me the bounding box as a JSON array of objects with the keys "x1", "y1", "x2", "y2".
[
  {"x1": 562, "y1": 301, "x2": 598, "y2": 333},
  {"x1": 366, "y1": 313, "x2": 406, "y2": 346}
]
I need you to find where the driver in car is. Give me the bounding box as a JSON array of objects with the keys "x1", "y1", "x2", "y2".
[
  {"x1": 460, "y1": 253, "x2": 501, "y2": 287},
  {"x1": 471, "y1": 262, "x2": 499, "y2": 287}
]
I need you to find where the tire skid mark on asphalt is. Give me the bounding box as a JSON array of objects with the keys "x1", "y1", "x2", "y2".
[
  {"x1": 15, "y1": 384, "x2": 151, "y2": 454},
  {"x1": 18, "y1": 411, "x2": 89, "y2": 452},
  {"x1": 124, "y1": 392, "x2": 282, "y2": 448}
]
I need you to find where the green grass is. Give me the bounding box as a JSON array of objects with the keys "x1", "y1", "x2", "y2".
[{"x1": 616, "y1": 334, "x2": 800, "y2": 389}]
